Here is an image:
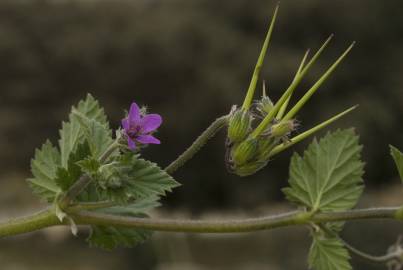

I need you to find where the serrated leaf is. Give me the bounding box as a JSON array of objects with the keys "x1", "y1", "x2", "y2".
[
  {"x1": 88, "y1": 225, "x2": 151, "y2": 250},
  {"x1": 28, "y1": 140, "x2": 61, "y2": 202},
  {"x1": 87, "y1": 197, "x2": 159, "y2": 250},
  {"x1": 390, "y1": 145, "x2": 403, "y2": 183},
  {"x1": 78, "y1": 157, "x2": 101, "y2": 175},
  {"x1": 55, "y1": 141, "x2": 91, "y2": 190},
  {"x1": 98, "y1": 153, "x2": 180, "y2": 203},
  {"x1": 59, "y1": 94, "x2": 110, "y2": 168},
  {"x1": 309, "y1": 234, "x2": 351, "y2": 270},
  {"x1": 82, "y1": 119, "x2": 114, "y2": 159},
  {"x1": 283, "y1": 129, "x2": 364, "y2": 212}
]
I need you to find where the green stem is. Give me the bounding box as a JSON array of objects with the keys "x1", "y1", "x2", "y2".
[
  {"x1": 72, "y1": 207, "x2": 401, "y2": 233},
  {"x1": 0, "y1": 207, "x2": 401, "y2": 237},
  {"x1": 0, "y1": 208, "x2": 60, "y2": 238},
  {"x1": 165, "y1": 115, "x2": 229, "y2": 174}
]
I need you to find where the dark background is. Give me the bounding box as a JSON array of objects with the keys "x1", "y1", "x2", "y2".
[{"x1": 0, "y1": 0, "x2": 402, "y2": 269}]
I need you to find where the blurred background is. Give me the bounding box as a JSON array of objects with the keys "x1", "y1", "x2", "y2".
[{"x1": 0, "y1": 0, "x2": 402, "y2": 269}]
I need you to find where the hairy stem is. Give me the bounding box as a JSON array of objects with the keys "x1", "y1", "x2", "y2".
[
  {"x1": 165, "y1": 115, "x2": 229, "y2": 174},
  {"x1": 0, "y1": 209, "x2": 59, "y2": 238},
  {"x1": 0, "y1": 207, "x2": 401, "y2": 238}
]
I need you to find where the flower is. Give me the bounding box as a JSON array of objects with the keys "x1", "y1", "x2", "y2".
[{"x1": 121, "y1": 102, "x2": 162, "y2": 150}]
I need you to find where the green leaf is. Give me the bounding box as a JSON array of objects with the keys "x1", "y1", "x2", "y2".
[
  {"x1": 59, "y1": 94, "x2": 109, "y2": 168},
  {"x1": 98, "y1": 153, "x2": 180, "y2": 203},
  {"x1": 28, "y1": 140, "x2": 61, "y2": 202},
  {"x1": 55, "y1": 141, "x2": 91, "y2": 191},
  {"x1": 82, "y1": 119, "x2": 114, "y2": 159},
  {"x1": 390, "y1": 145, "x2": 403, "y2": 183},
  {"x1": 283, "y1": 129, "x2": 364, "y2": 212},
  {"x1": 87, "y1": 197, "x2": 159, "y2": 250},
  {"x1": 78, "y1": 157, "x2": 101, "y2": 175},
  {"x1": 309, "y1": 234, "x2": 351, "y2": 270}
]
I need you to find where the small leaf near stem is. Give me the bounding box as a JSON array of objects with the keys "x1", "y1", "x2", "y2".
[{"x1": 282, "y1": 128, "x2": 364, "y2": 213}]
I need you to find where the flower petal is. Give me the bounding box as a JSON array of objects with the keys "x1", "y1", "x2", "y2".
[
  {"x1": 140, "y1": 114, "x2": 162, "y2": 133},
  {"x1": 121, "y1": 118, "x2": 129, "y2": 130},
  {"x1": 127, "y1": 137, "x2": 136, "y2": 150},
  {"x1": 136, "y1": 134, "x2": 161, "y2": 145},
  {"x1": 128, "y1": 102, "x2": 141, "y2": 124}
]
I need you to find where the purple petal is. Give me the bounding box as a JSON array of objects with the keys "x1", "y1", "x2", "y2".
[
  {"x1": 121, "y1": 118, "x2": 129, "y2": 130},
  {"x1": 140, "y1": 114, "x2": 162, "y2": 133},
  {"x1": 128, "y1": 102, "x2": 141, "y2": 125},
  {"x1": 127, "y1": 137, "x2": 136, "y2": 150},
  {"x1": 136, "y1": 134, "x2": 161, "y2": 145}
]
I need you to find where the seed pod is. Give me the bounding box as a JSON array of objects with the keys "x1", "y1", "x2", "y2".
[
  {"x1": 231, "y1": 138, "x2": 258, "y2": 166},
  {"x1": 256, "y1": 95, "x2": 274, "y2": 116},
  {"x1": 234, "y1": 161, "x2": 266, "y2": 177},
  {"x1": 227, "y1": 107, "x2": 252, "y2": 143},
  {"x1": 270, "y1": 120, "x2": 296, "y2": 138},
  {"x1": 257, "y1": 136, "x2": 279, "y2": 160}
]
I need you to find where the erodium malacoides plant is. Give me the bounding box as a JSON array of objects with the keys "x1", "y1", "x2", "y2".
[{"x1": 1, "y1": 5, "x2": 403, "y2": 270}]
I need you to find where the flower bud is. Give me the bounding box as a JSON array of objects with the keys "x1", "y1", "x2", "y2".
[
  {"x1": 231, "y1": 138, "x2": 258, "y2": 166},
  {"x1": 227, "y1": 107, "x2": 252, "y2": 143}
]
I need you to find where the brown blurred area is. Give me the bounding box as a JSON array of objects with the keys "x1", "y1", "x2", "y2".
[{"x1": 0, "y1": 0, "x2": 402, "y2": 269}]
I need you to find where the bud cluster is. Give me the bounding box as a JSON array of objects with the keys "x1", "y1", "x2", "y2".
[
  {"x1": 226, "y1": 102, "x2": 297, "y2": 176},
  {"x1": 223, "y1": 5, "x2": 356, "y2": 177}
]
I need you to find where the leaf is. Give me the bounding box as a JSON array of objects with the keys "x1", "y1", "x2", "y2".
[
  {"x1": 59, "y1": 94, "x2": 109, "y2": 168},
  {"x1": 98, "y1": 153, "x2": 180, "y2": 203},
  {"x1": 283, "y1": 129, "x2": 364, "y2": 212},
  {"x1": 309, "y1": 234, "x2": 351, "y2": 270},
  {"x1": 55, "y1": 141, "x2": 91, "y2": 191},
  {"x1": 82, "y1": 119, "x2": 114, "y2": 159},
  {"x1": 390, "y1": 145, "x2": 403, "y2": 183},
  {"x1": 87, "y1": 197, "x2": 159, "y2": 250},
  {"x1": 78, "y1": 157, "x2": 101, "y2": 175},
  {"x1": 28, "y1": 140, "x2": 61, "y2": 202}
]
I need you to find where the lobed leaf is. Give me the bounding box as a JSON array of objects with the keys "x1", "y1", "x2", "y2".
[
  {"x1": 309, "y1": 234, "x2": 351, "y2": 270},
  {"x1": 283, "y1": 129, "x2": 364, "y2": 212},
  {"x1": 28, "y1": 140, "x2": 61, "y2": 202},
  {"x1": 59, "y1": 94, "x2": 110, "y2": 168},
  {"x1": 55, "y1": 141, "x2": 91, "y2": 191},
  {"x1": 87, "y1": 197, "x2": 160, "y2": 250},
  {"x1": 97, "y1": 153, "x2": 180, "y2": 203}
]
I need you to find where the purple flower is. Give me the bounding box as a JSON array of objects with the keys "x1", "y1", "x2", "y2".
[{"x1": 121, "y1": 102, "x2": 162, "y2": 150}]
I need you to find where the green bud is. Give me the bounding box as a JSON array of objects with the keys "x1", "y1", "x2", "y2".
[
  {"x1": 227, "y1": 106, "x2": 252, "y2": 143},
  {"x1": 231, "y1": 138, "x2": 258, "y2": 166},
  {"x1": 270, "y1": 120, "x2": 296, "y2": 138}
]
